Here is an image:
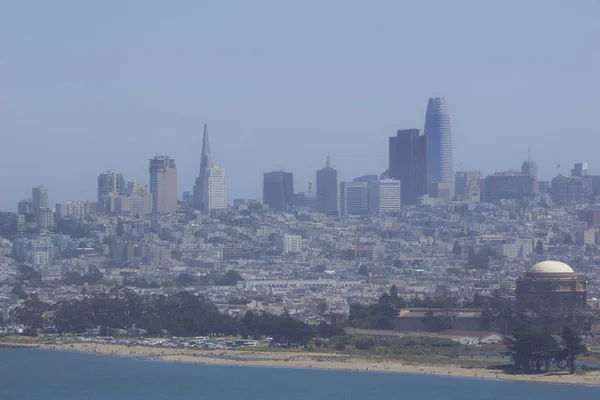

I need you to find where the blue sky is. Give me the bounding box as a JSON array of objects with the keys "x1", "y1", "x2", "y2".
[{"x1": 1, "y1": 1, "x2": 599, "y2": 210}]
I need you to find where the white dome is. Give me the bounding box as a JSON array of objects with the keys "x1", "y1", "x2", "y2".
[{"x1": 530, "y1": 261, "x2": 574, "y2": 274}]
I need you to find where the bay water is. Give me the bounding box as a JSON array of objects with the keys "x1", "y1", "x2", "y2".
[{"x1": 0, "y1": 348, "x2": 598, "y2": 400}]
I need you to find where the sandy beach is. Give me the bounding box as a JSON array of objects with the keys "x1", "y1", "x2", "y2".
[{"x1": 30, "y1": 342, "x2": 600, "y2": 386}]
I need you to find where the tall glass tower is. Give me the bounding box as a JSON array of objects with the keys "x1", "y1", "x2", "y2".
[{"x1": 424, "y1": 97, "x2": 453, "y2": 196}]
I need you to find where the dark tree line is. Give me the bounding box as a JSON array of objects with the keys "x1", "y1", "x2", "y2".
[
  {"x1": 348, "y1": 285, "x2": 405, "y2": 330},
  {"x1": 505, "y1": 326, "x2": 586, "y2": 374},
  {"x1": 10, "y1": 287, "x2": 319, "y2": 345}
]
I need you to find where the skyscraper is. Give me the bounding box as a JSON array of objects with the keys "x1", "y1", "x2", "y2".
[
  {"x1": 316, "y1": 154, "x2": 340, "y2": 216},
  {"x1": 341, "y1": 181, "x2": 368, "y2": 216},
  {"x1": 389, "y1": 129, "x2": 427, "y2": 205},
  {"x1": 424, "y1": 97, "x2": 453, "y2": 195},
  {"x1": 193, "y1": 124, "x2": 212, "y2": 210},
  {"x1": 521, "y1": 150, "x2": 539, "y2": 194},
  {"x1": 368, "y1": 179, "x2": 401, "y2": 214},
  {"x1": 571, "y1": 162, "x2": 589, "y2": 177},
  {"x1": 98, "y1": 170, "x2": 125, "y2": 212},
  {"x1": 32, "y1": 186, "x2": 48, "y2": 215},
  {"x1": 203, "y1": 164, "x2": 227, "y2": 214},
  {"x1": 263, "y1": 171, "x2": 294, "y2": 212},
  {"x1": 32, "y1": 186, "x2": 52, "y2": 229},
  {"x1": 149, "y1": 156, "x2": 178, "y2": 214}
]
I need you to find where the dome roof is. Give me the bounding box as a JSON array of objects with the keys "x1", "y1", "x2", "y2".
[{"x1": 530, "y1": 261, "x2": 574, "y2": 274}]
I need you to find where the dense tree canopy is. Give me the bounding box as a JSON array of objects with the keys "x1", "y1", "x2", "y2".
[
  {"x1": 216, "y1": 270, "x2": 244, "y2": 286},
  {"x1": 11, "y1": 287, "x2": 316, "y2": 344}
]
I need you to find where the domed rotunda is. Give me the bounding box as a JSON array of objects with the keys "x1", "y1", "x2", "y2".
[{"x1": 516, "y1": 261, "x2": 587, "y2": 309}]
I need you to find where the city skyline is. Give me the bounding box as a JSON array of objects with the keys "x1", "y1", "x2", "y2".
[
  {"x1": 3, "y1": 122, "x2": 596, "y2": 211},
  {"x1": 2, "y1": 2, "x2": 599, "y2": 210}
]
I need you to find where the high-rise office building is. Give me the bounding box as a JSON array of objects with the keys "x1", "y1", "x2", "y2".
[
  {"x1": 98, "y1": 171, "x2": 125, "y2": 203},
  {"x1": 572, "y1": 162, "x2": 589, "y2": 177},
  {"x1": 263, "y1": 171, "x2": 294, "y2": 212},
  {"x1": 32, "y1": 186, "x2": 50, "y2": 228},
  {"x1": 551, "y1": 175, "x2": 585, "y2": 203},
  {"x1": 32, "y1": 186, "x2": 48, "y2": 215},
  {"x1": 455, "y1": 171, "x2": 481, "y2": 198},
  {"x1": 521, "y1": 150, "x2": 539, "y2": 194},
  {"x1": 98, "y1": 170, "x2": 125, "y2": 212},
  {"x1": 368, "y1": 179, "x2": 401, "y2": 214},
  {"x1": 149, "y1": 156, "x2": 178, "y2": 214},
  {"x1": 193, "y1": 124, "x2": 212, "y2": 210},
  {"x1": 427, "y1": 182, "x2": 450, "y2": 202},
  {"x1": 316, "y1": 154, "x2": 340, "y2": 216},
  {"x1": 18, "y1": 199, "x2": 33, "y2": 215},
  {"x1": 482, "y1": 171, "x2": 535, "y2": 204},
  {"x1": 389, "y1": 129, "x2": 427, "y2": 205},
  {"x1": 203, "y1": 164, "x2": 227, "y2": 214},
  {"x1": 341, "y1": 181, "x2": 368, "y2": 216},
  {"x1": 424, "y1": 97, "x2": 453, "y2": 195}
]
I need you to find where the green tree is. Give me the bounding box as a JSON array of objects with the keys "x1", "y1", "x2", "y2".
[
  {"x1": 358, "y1": 264, "x2": 369, "y2": 277},
  {"x1": 560, "y1": 326, "x2": 586, "y2": 374},
  {"x1": 10, "y1": 294, "x2": 48, "y2": 336},
  {"x1": 11, "y1": 284, "x2": 27, "y2": 300},
  {"x1": 505, "y1": 327, "x2": 560, "y2": 373},
  {"x1": 216, "y1": 270, "x2": 243, "y2": 286}
]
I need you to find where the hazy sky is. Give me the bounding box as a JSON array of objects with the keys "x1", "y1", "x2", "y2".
[{"x1": 1, "y1": 1, "x2": 599, "y2": 210}]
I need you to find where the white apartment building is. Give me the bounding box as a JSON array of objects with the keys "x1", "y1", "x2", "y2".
[
  {"x1": 368, "y1": 179, "x2": 401, "y2": 213},
  {"x1": 55, "y1": 201, "x2": 85, "y2": 220},
  {"x1": 275, "y1": 234, "x2": 302, "y2": 254},
  {"x1": 37, "y1": 208, "x2": 55, "y2": 229},
  {"x1": 203, "y1": 164, "x2": 227, "y2": 215}
]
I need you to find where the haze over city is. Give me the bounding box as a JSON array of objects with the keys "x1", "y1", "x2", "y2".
[{"x1": 1, "y1": 0, "x2": 599, "y2": 210}]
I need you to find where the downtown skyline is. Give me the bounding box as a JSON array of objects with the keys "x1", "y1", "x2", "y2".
[
  {"x1": 2, "y1": 2, "x2": 599, "y2": 210},
  {"x1": 1, "y1": 97, "x2": 594, "y2": 212}
]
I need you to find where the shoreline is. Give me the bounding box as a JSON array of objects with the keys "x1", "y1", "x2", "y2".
[{"x1": 12, "y1": 342, "x2": 600, "y2": 386}]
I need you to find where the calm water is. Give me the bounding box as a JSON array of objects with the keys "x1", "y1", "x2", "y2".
[{"x1": 0, "y1": 349, "x2": 599, "y2": 400}]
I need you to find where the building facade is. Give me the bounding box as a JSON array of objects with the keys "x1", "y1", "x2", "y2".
[
  {"x1": 55, "y1": 201, "x2": 85, "y2": 220},
  {"x1": 516, "y1": 261, "x2": 587, "y2": 309},
  {"x1": 368, "y1": 179, "x2": 401, "y2": 213},
  {"x1": 275, "y1": 234, "x2": 302, "y2": 254},
  {"x1": 192, "y1": 124, "x2": 212, "y2": 210},
  {"x1": 203, "y1": 164, "x2": 227, "y2": 214},
  {"x1": 263, "y1": 171, "x2": 294, "y2": 212},
  {"x1": 571, "y1": 162, "x2": 588, "y2": 177},
  {"x1": 550, "y1": 175, "x2": 585, "y2": 204},
  {"x1": 521, "y1": 156, "x2": 539, "y2": 194},
  {"x1": 389, "y1": 129, "x2": 427, "y2": 205},
  {"x1": 482, "y1": 172, "x2": 535, "y2": 203},
  {"x1": 424, "y1": 97, "x2": 453, "y2": 196},
  {"x1": 316, "y1": 154, "x2": 340, "y2": 216},
  {"x1": 341, "y1": 181, "x2": 368, "y2": 216},
  {"x1": 149, "y1": 156, "x2": 178, "y2": 214},
  {"x1": 97, "y1": 171, "x2": 125, "y2": 210}
]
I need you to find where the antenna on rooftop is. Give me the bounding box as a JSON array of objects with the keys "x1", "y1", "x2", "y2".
[{"x1": 326, "y1": 152, "x2": 331, "y2": 168}]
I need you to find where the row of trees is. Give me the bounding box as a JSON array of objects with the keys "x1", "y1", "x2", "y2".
[
  {"x1": 505, "y1": 326, "x2": 586, "y2": 374},
  {"x1": 348, "y1": 285, "x2": 404, "y2": 330},
  {"x1": 9, "y1": 288, "x2": 322, "y2": 345}
]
